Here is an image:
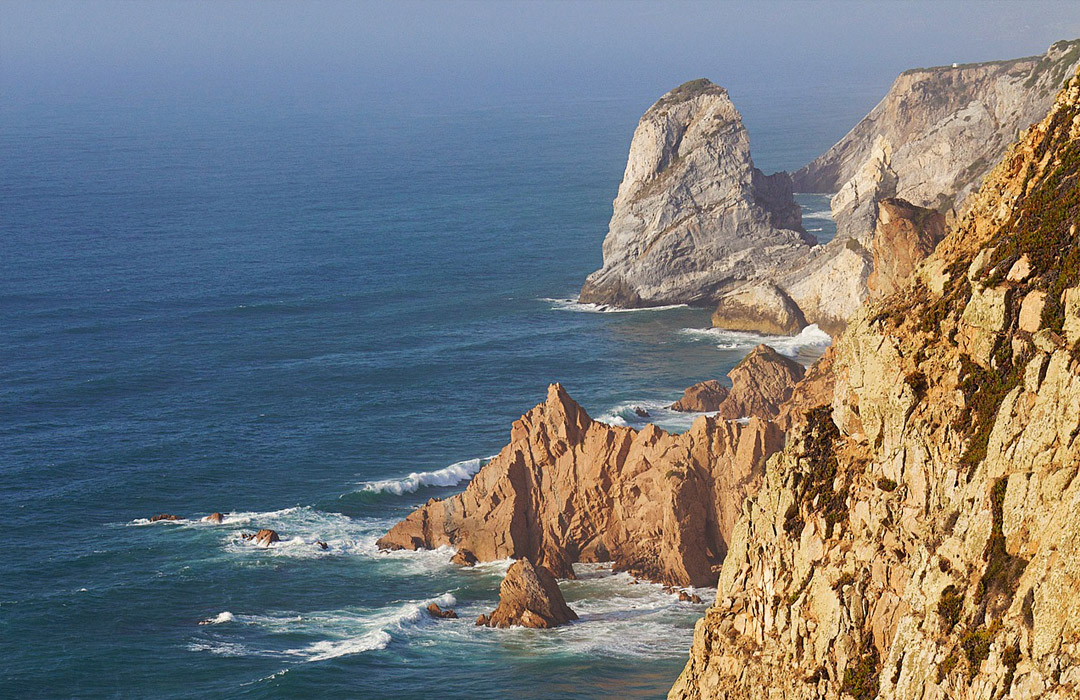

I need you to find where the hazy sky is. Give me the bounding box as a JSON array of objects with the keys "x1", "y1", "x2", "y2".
[{"x1": 5, "y1": 0, "x2": 1080, "y2": 109}]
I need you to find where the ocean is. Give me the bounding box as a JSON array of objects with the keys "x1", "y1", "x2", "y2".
[{"x1": 2, "y1": 86, "x2": 851, "y2": 699}]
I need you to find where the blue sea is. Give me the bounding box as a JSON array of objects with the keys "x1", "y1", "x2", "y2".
[{"x1": 2, "y1": 86, "x2": 853, "y2": 699}]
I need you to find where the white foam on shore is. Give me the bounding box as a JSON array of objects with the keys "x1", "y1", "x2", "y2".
[
  {"x1": 542, "y1": 297, "x2": 688, "y2": 314},
  {"x1": 680, "y1": 323, "x2": 832, "y2": 362},
  {"x1": 357, "y1": 456, "x2": 496, "y2": 496}
]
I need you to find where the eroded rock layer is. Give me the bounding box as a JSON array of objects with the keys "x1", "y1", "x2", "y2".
[
  {"x1": 378, "y1": 383, "x2": 785, "y2": 587},
  {"x1": 670, "y1": 68, "x2": 1080, "y2": 700},
  {"x1": 580, "y1": 79, "x2": 813, "y2": 308}
]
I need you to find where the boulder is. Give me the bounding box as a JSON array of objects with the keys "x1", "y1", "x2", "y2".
[
  {"x1": 426, "y1": 603, "x2": 458, "y2": 619},
  {"x1": 378, "y1": 384, "x2": 784, "y2": 587},
  {"x1": 450, "y1": 549, "x2": 478, "y2": 567},
  {"x1": 479, "y1": 559, "x2": 578, "y2": 629},
  {"x1": 866, "y1": 198, "x2": 945, "y2": 299},
  {"x1": 315, "y1": 541, "x2": 329, "y2": 550},
  {"x1": 670, "y1": 380, "x2": 729, "y2": 412},
  {"x1": 717, "y1": 344, "x2": 806, "y2": 420},
  {"x1": 711, "y1": 282, "x2": 807, "y2": 335},
  {"x1": 579, "y1": 79, "x2": 813, "y2": 308},
  {"x1": 253, "y1": 529, "x2": 280, "y2": 546},
  {"x1": 148, "y1": 514, "x2": 180, "y2": 522},
  {"x1": 202, "y1": 512, "x2": 224, "y2": 524}
]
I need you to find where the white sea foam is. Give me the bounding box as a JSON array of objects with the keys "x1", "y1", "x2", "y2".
[
  {"x1": 594, "y1": 399, "x2": 715, "y2": 434},
  {"x1": 201, "y1": 611, "x2": 235, "y2": 625},
  {"x1": 357, "y1": 456, "x2": 496, "y2": 496},
  {"x1": 680, "y1": 323, "x2": 832, "y2": 362},
  {"x1": 191, "y1": 593, "x2": 458, "y2": 663},
  {"x1": 542, "y1": 297, "x2": 688, "y2": 314},
  {"x1": 802, "y1": 209, "x2": 835, "y2": 220}
]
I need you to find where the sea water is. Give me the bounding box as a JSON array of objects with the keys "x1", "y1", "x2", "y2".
[{"x1": 2, "y1": 89, "x2": 843, "y2": 699}]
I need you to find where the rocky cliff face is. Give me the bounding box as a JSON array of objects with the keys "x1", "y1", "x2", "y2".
[
  {"x1": 773, "y1": 41, "x2": 1080, "y2": 335},
  {"x1": 670, "y1": 69, "x2": 1080, "y2": 700},
  {"x1": 580, "y1": 79, "x2": 814, "y2": 308},
  {"x1": 378, "y1": 383, "x2": 785, "y2": 587}
]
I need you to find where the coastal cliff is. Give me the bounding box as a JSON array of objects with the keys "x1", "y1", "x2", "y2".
[
  {"x1": 669, "y1": 68, "x2": 1080, "y2": 700},
  {"x1": 579, "y1": 79, "x2": 813, "y2": 308},
  {"x1": 774, "y1": 41, "x2": 1080, "y2": 334}
]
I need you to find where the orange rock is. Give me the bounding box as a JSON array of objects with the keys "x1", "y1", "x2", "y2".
[
  {"x1": 378, "y1": 383, "x2": 784, "y2": 587},
  {"x1": 450, "y1": 549, "x2": 478, "y2": 567},
  {"x1": 480, "y1": 559, "x2": 577, "y2": 629},
  {"x1": 716, "y1": 344, "x2": 806, "y2": 420},
  {"x1": 670, "y1": 380, "x2": 730, "y2": 412},
  {"x1": 426, "y1": 603, "x2": 458, "y2": 619},
  {"x1": 253, "y1": 529, "x2": 280, "y2": 546},
  {"x1": 867, "y1": 197, "x2": 946, "y2": 299},
  {"x1": 202, "y1": 512, "x2": 224, "y2": 524},
  {"x1": 148, "y1": 514, "x2": 180, "y2": 522},
  {"x1": 776, "y1": 346, "x2": 837, "y2": 431}
]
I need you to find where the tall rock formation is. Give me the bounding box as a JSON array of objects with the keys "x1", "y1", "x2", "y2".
[
  {"x1": 866, "y1": 198, "x2": 946, "y2": 299},
  {"x1": 670, "y1": 68, "x2": 1080, "y2": 700},
  {"x1": 477, "y1": 558, "x2": 579, "y2": 629},
  {"x1": 579, "y1": 79, "x2": 814, "y2": 308},
  {"x1": 378, "y1": 383, "x2": 785, "y2": 587}
]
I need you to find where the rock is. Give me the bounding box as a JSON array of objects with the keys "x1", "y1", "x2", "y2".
[
  {"x1": 579, "y1": 79, "x2": 813, "y2": 308},
  {"x1": 690, "y1": 594, "x2": 703, "y2": 604},
  {"x1": 315, "y1": 541, "x2": 329, "y2": 550},
  {"x1": 678, "y1": 590, "x2": 692, "y2": 602},
  {"x1": 776, "y1": 346, "x2": 837, "y2": 431},
  {"x1": 776, "y1": 238, "x2": 873, "y2": 336},
  {"x1": 252, "y1": 529, "x2": 280, "y2": 547},
  {"x1": 711, "y1": 282, "x2": 807, "y2": 335},
  {"x1": 202, "y1": 512, "x2": 224, "y2": 524},
  {"x1": 1019, "y1": 290, "x2": 1046, "y2": 333},
  {"x1": 426, "y1": 603, "x2": 458, "y2": 619},
  {"x1": 717, "y1": 344, "x2": 806, "y2": 420},
  {"x1": 475, "y1": 614, "x2": 489, "y2": 627},
  {"x1": 450, "y1": 549, "x2": 478, "y2": 567},
  {"x1": 867, "y1": 198, "x2": 946, "y2": 299},
  {"x1": 479, "y1": 559, "x2": 577, "y2": 629},
  {"x1": 670, "y1": 380, "x2": 729, "y2": 412},
  {"x1": 669, "y1": 64, "x2": 1080, "y2": 700},
  {"x1": 378, "y1": 383, "x2": 785, "y2": 587},
  {"x1": 1007, "y1": 254, "x2": 1033, "y2": 282},
  {"x1": 633, "y1": 406, "x2": 651, "y2": 418},
  {"x1": 148, "y1": 514, "x2": 180, "y2": 522}
]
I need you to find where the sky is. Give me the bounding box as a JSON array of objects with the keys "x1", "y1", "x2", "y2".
[{"x1": 5, "y1": 0, "x2": 1080, "y2": 109}]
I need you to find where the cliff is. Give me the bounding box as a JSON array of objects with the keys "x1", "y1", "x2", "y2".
[
  {"x1": 579, "y1": 79, "x2": 814, "y2": 308},
  {"x1": 670, "y1": 67, "x2": 1080, "y2": 700}
]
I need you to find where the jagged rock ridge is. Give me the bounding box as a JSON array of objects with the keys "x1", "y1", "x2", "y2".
[
  {"x1": 579, "y1": 78, "x2": 813, "y2": 308},
  {"x1": 378, "y1": 382, "x2": 788, "y2": 587},
  {"x1": 669, "y1": 67, "x2": 1080, "y2": 700}
]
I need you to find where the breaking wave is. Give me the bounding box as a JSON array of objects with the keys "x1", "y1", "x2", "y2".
[{"x1": 357, "y1": 456, "x2": 496, "y2": 496}]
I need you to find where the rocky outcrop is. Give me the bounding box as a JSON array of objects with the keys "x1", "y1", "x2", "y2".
[
  {"x1": 669, "y1": 67, "x2": 1080, "y2": 700},
  {"x1": 579, "y1": 79, "x2": 814, "y2": 308},
  {"x1": 148, "y1": 514, "x2": 180, "y2": 522},
  {"x1": 711, "y1": 282, "x2": 807, "y2": 336},
  {"x1": 202, "y1": 512, "x2": 224, "y2": 524},
  {"x1": 866, "y1": 198, "x2": 946, "y2": 299},
  {"x1": 250, "y1": 529, "x2": 280, "y2": 546},
  {"x1": 378, "y1": 383, "x2": 784, "y2": 587},
  {"x1": 671, "y1": 380, "x2": 730, "y2": 412},
  {"x1": 717, "y1": 344, "x2": 805, "y2": 420},
  {"x1": 427, "y1": 603, "x2": 458, "y2": 619},
  {"x1": 477, "y1": 558, "x2": 578, "y2": 629},
  {"x1": 450, "y1": 549, "x2": 478, "y2": 567}
]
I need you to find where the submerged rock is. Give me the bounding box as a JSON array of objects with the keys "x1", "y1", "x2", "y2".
[
  {"x1": 579, "y1": 78, "x2": 812, "y2": 308},
  {"x1": 478, "y1": 559, "x2": 577, "y2": 629}
]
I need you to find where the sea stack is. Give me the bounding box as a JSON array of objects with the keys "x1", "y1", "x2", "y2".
[
  {"x1": 477, "y1": 559, "x2": 578, "y2": 629},
  {"x1": 579, "y1": 79, "x2": 813, "y2": 308}
]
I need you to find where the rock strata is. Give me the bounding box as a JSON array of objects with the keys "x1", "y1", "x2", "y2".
[
  {"x1": 478, "y1": 559, "x2": 577, "y2": 629},
  {"x1": 378, "y1": 383, "x2": 784, "y2": 587},
  {"x1": 580, "y1": 79, "x2": 813, "y2": 308},
  {"x1": 669, "y1": 66, "x2": 1080, "y2": 700}
]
